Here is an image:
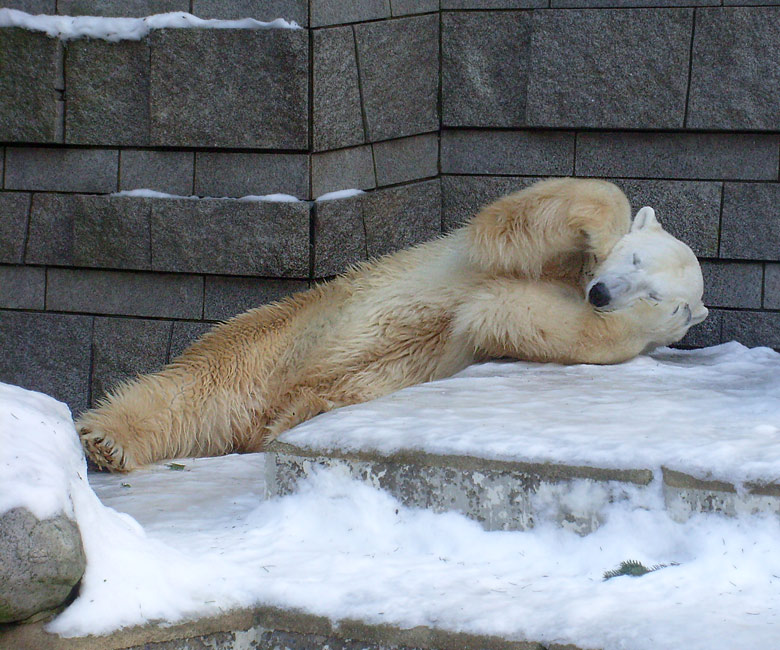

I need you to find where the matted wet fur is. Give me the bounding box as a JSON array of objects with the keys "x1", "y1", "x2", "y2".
[{"x1": 78, "y1": 178, "x2": 703, "y2": 471}]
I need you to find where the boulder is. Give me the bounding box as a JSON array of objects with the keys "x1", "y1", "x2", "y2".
[{"x1": 0, "y1": 507, "x2": 86, "y2": 623}]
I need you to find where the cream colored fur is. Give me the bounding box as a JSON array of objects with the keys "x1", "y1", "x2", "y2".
[{"x1": 78, "y1": 178, "x2": 700, "y2": 472}]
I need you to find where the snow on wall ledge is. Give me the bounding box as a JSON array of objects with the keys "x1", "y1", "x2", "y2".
[{"x1": 0, "y1": 9, "x2": 300, "y2": 42}]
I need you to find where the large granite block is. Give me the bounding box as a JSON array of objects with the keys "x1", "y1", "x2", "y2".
[
  {"x1": 0, "y1": 29, "x2": 61, "y2": 143},
  {"x1": 314, "y1": 193, "x2": 367, "y2": 277},
  {"x1": 688, "y1": 8, "x2": 780, "y2": 130},
  {"x1": 373, "y1": 133, "x2": 438, "y2": 187},
  {"x1": 354, "y1": 15, "x2": 439, "y2": 142},
  {"x1": 194, "y1": 152, "x2": 308, "y2": 199},
  {"x1": 576, "y1": 132, "x2": 779, "y2": 181},
  {"x1": 5, "y1": 147, "x2": 118, "y2": 193},
  {"x1": 204, "y1": 277, "x2": 308, "y2": 321},
  {"x1": 151, "y1": 199, "x2": 310, "y2": 277},
  {"x1": 551, "y1": 0, "x2": 716, "y2": 7},
  {"x1": 46, "y1": 268, "x2": 203, "y2": 319},
  {"x1": 192, "y1": 1, "x2": 308, "y2": 26},
  {"x1": 613, "y1": 179, "x2": 721, "y2": 257},
  {"x1": 57, "y1": 0, "x2": 187, "y2": 15},
  {"x1": 363, "y1": 179, "x2": 440, "y2": 258},
  {"x1": 312, "y1": 26, "x2": 365, "y2": 152},
  {"x1": 0, "y1": 192, "x2": 31, "y2": 264},
  {"x1": 26, "y1": 194, "x2": 151, "y2": 269},
  {"x1": 91, "y1": 317, "x2": 171, "y2": 404},
  {"x1": 391, "y1": 0, "x2": 439, "y2": 15},
  {"x1": 150, "y1": 29, "x2": 308, "y2": 149},
  {"x1": 25, "y1": 193, "x2": 78, "y2": 266},
  {"x1": 311, "y1": 146, "x2": 376, "y2": 198},
  {"x1": 442, "y1": 11, "x2": 532, "y2": 127},
  {"x1": 441, "y1": 175, "x2": 541, "y2": 232},
  {"x1": 526, "y1": 9, "x2": 692, "y2": 129},
  {"x1": 0, "y1": 1, "x2": 55, "y2": 11},
  {"x1": 720, "y1": 183, "x2": 780, "y2": 261},
  {"x1": 119, "y1": 150, "x2": 194, "y2": 196},
  {"x1": 442, "y1": 0, "x2": 545, "y2": 6},
  {"x1": 700, "y1": 261, "x2": 763, "y2": 309},
  {"x1": 441, "y1": 129, "x2": 575, "y2": 176},
  {"x1": 311, "y1": 0, "x2": 391, "y2": 27},
  {"x1": 765, "y1": 265, "x2": 780, "y2": 310},
  {"x1": 0, "y1": 265, "x2": 45, "y2": 310},
  {"x1": 65, "y1": 39, "x2": 149, "y2": 146},
  {"x1": 0, "y1": 311, "x2": 92, "y2": 414},
  {"x1": 721, "y1": 311, "x2": 780, "y2": 349},
  {"x1": 72, "y1": 195, "x2": 151, "y2": 270}
]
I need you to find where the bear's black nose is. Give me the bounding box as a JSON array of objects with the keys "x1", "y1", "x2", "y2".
[{"x1": 588, "y1": 282, "x2": 611, "y2": 308}]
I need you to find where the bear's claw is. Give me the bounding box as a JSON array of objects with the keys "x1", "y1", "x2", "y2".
[{"x1": 80, "y1": 429, "x2": 130, "y2": 472}]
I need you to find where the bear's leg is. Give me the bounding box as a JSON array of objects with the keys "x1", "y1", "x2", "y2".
[
  {"x1": 456, "y1": 277, "x2": 693, "y2": 365},
  {"x1": 465, "y1": 178, "x2": 631, "y2": 278}
]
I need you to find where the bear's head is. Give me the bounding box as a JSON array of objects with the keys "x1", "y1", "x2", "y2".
[{"x1": 586, "y1": 206, "x2": 708, "y2": 325}]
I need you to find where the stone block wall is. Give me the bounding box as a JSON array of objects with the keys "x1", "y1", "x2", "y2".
[{"x1": 0, "y1": 1, "x2": 777, "y2": 414}]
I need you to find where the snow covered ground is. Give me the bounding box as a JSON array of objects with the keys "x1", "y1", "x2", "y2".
[{"x1": 2, "y1": 342, "x2": 780, "y2": 648}]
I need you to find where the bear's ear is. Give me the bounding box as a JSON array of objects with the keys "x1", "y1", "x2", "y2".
[{"x1": 631, "y1": 206, "x2": 662, "y2": 233}]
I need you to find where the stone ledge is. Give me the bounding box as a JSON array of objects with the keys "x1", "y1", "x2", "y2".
[{"x1": 0, "y1": 602, "x2": 573, "y2": 650}]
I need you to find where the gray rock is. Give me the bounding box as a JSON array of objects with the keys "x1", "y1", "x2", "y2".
[
  {"x1": 700, "y1": 261, "x2": 762, "y2": 309},
  {"x1": 612, "y1": 179, "x2": 722, "y2": 257},
  {"x1": 688, "y1": 8, "x2": 780, "y2": 130},
  {"x1": 91, "y1": 317, "x2": 171, "y2": 404},
  {"x1": 442, "y1": 0, "x2": 544, "y2": 6},
  {"x1": 354, "y1": 14, "x2": 439, "y2": 141},
  {"x1": 720, "y1": 183, "x2": 780, "y2": 261},
  {"x1": 390, "y1": 0, "x2": 438, "y2": 15},
  {"x1": 25, "y1": 193, "x2": 79, "y2": 266},
  {"x1": 5, "y1": 147, "x2": 118, "y2": 193},
  {"x1": 0, "y1": 29, "x2": 61, "y2": 143},
  {"x1": 310, "y1": 0, "x2": 390, "y2": 27},
  {"x1": 120, "y1": 150, "x2": 195, "y2": 196},
  {"x1": 314, "y1": 194, "x2": 367, "y2": 277},
  {"x1": 363, "y1": 179, "x2": 441, "y2": 258},
  {"x1": 441, "y1": 129, "x2": 574, "y2": 176},
  {"x1": 526, "y1": 9, "x2": 692, "y2": 129},
  {"x1": 552, "y1": 0, "x2": 715, "y2": 6},
  {"x1": 766, "y1": 265, "x2": 780, "y2": 310},
  {"x1": 678, "y1": 308, "x2": 722, "y2": 348},
  {"x1": 46, "y1": 268, "x2": 203, "y2": 320},
  {"x1": 576, "y1": 132, "x2": 779, "y2": 181},
  {"x1": 65, "y1": 39, "x2": 150, "y2": 146},
  {"x1": 442, "y1": 11, "x2": 532, "y2": 127},
  {"x1": 72, "y1": 195, "x2": 152, "y2": 270},
  {"x1": 150, "y1": 29, "x2": 308, "y2": 149},
  {"x1": 194, "y1": 152, "x2": 308, "y2": 199},
  {"x1": 0, "y1": 192, "x2": 31, "y2": 264},
  {"x1": 312, "y1": 26, "x2": 365, "y2": 152},
  {"x1": 0, "y1": 266, "x2": 45, "y2": 310},
  {"x1": 192, "y1": 0, "x2": 308, "y2": 26},
  {"x1": 441, "y1": 175, "x2": 542, "y2": 232},
  {"x1": 0, "y1": 0, "x2": 55, "y2": 11},
  {"x1": 169, "y1": 321, "x2": 214, "y2": 361},
  {"x1": 311, "y1": 146, "x2": 376, "y2": 199},
  {"x1": 204, "y1": 277, "x2": 308, "y2": 321},
  {"x1": 57, "y1": 0, "x2": 187, "y2": 15},
  {"x1": 721, "y1": 310, "x2": 780, "y2": 348},
  {"x1": 0, "y1": 508, "x2": 85, "y2": 624},
  {"x1": 151, "y1": 199, "x2": 310, "y2": 277},
  {"x1": 0, "y1": 311, "x2": 92, "y2": 413},
  {"x1": 373, "y1": 133, "x2": 438, "y2": 187}
]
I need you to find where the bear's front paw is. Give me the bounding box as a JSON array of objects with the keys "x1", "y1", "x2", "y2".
[
  {"x1": 643, "y1": 299, "x2": 693, "y2": 345},
  {"x1": 79, "y1": 428, "x2": 133, "y2": 473}
]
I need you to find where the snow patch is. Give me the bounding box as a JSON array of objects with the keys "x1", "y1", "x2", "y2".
[
  {"x1": 112, "y1": 189, "x2": 300, "y2": 203},
  {"x1": 316, "y1": 189, "x2": 366, "y2": 202},
  {"x1": 0, "y1": 9, "x2": 300, "y2": 42}
]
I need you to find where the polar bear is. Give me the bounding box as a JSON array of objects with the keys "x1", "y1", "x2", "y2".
[{"x1": 78, "y1": 178, "x2": 707, "y2": 472}]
